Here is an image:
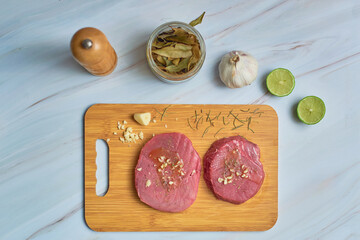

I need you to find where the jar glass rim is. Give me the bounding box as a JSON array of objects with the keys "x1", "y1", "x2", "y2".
[{"x1": 146, "y1": 21, "x2": 206, "y2": 82}]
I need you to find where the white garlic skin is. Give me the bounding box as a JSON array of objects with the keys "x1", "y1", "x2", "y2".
[{"x1": 219, "y1": 51, "x2": 258, "y2": 88}]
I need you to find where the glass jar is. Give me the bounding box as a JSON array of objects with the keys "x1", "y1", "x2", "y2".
[{"x1": 146, "y1": 21, "x2": 206, "y2": 84}]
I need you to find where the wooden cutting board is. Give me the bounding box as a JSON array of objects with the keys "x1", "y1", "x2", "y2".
[{"x1": 84, "y1": 104, "x2": 278, "y2": 231}]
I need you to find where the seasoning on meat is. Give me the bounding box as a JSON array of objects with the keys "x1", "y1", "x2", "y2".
[
  {"x1": 135, "y1": 133, "x2": 201, "y2": 212},
  {"x1": 203, "y1": 136, "x2": 265, "y2": 204}
]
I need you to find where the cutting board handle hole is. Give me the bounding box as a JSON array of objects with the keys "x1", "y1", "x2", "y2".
[{"x1": 95, "y1": 139, "x2": 109, "y2": 197}]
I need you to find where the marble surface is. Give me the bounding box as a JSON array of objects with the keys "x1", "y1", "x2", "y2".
[{"x1": 1, "y1": 0, "x2": 359, "y2": 239}]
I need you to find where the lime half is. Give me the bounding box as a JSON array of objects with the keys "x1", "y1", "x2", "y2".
[
  {"x1": 297, "y1": 96, "x2": 326, "y2": 125},
  {"x1": 266, "y1": 68, "x2": 295, "y2": 97}
]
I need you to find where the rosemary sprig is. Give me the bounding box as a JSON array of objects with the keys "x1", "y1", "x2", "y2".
[
  {"x1": 222, "y1": 116, "x2": 230, "y2": 125},
  {"x1": 160, "y1": 105, "x2": 172, "y2": 121},
  {"x1": 202, "y1": 125, "x2": 212, "y2": 138},
  {"x1": 194, "y1": 110, "x2": 199, "y2": 123},
  {"x1": 154, "y1": 108, "x2": 162, "y2": 116},
  {"x1": 206, "y1": 110, "x2": 211, "y2": 122},
  {"x1": 247, "y1": 116, "x2": 252, "y2": 130},
  {"x1": 232, "y1": 114, "x2": 239, "y2": 128},
  {"x1": 240, "y1": 108, "x2": 250, "y2": 113},
  {"x1": 214, "y1": 127, "x2": 224, "y2": 137},
  {"x1": 249, "y1": 108, "x2": 259, "y2": 114},
  {"x1": 187, "y1": 118, "x2": 195, "y2": 130},
  {"x1": 211, "y1": 112, "x2": 220, "y2": 121},
  {"x1": 230, "y1": 112, "x2": 245, "y2": 123},
  {"x1": 249, "y1": 108, "x2": 264, "y2": 117},
  {"x1": 215, "y1": 111, "x2": 222, "y2": 120},
  {"x1": 232, "y1": 124, "x2": 244, "y2": 130},
  {"x1": 196, "y1": 116, "x2": 203, "y2": 129}
]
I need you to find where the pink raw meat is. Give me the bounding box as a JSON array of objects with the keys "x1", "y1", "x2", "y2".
[
  {"x1": 135, "y1": 133, "x2": 201, "y2": 212},
  {"x1": 203, "y1": 136, "x2": 265, "y2": 204}
]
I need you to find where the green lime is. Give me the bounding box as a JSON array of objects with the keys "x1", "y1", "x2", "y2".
[
  {"x1": 297, "y1": 96, "x2": 326, "y2": 125},
  {"x1": 266, "y1": 68, "x2": 295, "y2": 97}
]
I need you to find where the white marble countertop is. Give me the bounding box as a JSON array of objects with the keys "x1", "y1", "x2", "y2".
[{"x1": 1, "y1": 0, "x2": 359, "y2": 239}]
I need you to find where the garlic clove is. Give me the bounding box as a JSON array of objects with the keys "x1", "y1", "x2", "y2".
[
  {"x1": 133, "y1": 112, "x2": 151, "y2": 126},
  {"x1": 218, "y1": 51, "x2": 258, "y2": 89}
]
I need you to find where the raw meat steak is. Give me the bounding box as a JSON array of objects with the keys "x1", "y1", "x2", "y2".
[
  {"x1": 135, "y1": 132, "x2": 201, "y2": 212},
  {"x1": 203, "y1": 136, "x2": 265, "y2": 204}
]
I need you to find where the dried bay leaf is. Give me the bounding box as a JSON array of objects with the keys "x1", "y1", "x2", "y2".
[
  {"x1": 164, "y1": 28, "x2": 197, "y2": 45},
  {"x1": 153, "y1": 46, "x2": 192, "y2": 58},
  {"x1": 172, "y1": 58, "x2": 180, "y2": 66},
  {"x1": 173, "y1": 43, "x2": 193, "y2": 51},
  {"x1": 192, "y1": 44, "x2": 201, "y2": 59},
  {"x1": 157, "y1": 29, "x2": 176, "y2": 39},
  {"x1": 151, "y1": 14, "x2": 204, "y2": 75},
  {"x1": 162, "y1": 56, "x2": 173, "y2": 66},
  {"x1": 165, "y1": 35, "x2": 197, "y2": 45},
  {"x1": 187, "y1": 45, "x2": 200, "y2": 70},
  {"x1": 157, "y1": 55, "x2": 166, "y2": 65},
  {"x1": 165, "y1": 57, "x2": 190, "y2": 73},
  {"x1": 152, "y1": 39, "x2": 172, "y2": 48},
  {"x1": 189, "y1": 12, "x2": 205, "y2": 27}
]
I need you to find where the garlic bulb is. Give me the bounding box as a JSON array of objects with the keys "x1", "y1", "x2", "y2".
[{"x1": 218, "y1": 51, "x2": 258, "y2": 88}]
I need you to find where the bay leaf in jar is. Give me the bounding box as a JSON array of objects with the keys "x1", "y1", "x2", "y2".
[{"x1": 151, "y1": 12, "x2": 205, "y2": 75}]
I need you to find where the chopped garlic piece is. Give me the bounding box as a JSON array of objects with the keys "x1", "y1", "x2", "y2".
[{"x1": 146, "y1": 180, "x2": 151, "y2": 187}]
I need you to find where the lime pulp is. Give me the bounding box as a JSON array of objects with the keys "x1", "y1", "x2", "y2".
[
  {"x1": 297, "y1": 96, "x2": 326, "y2": 125},
  {"x1": 266, "y1": 68, "x2": 295, "y2": 97}
]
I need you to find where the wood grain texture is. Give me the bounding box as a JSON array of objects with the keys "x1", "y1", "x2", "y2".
[{"x1": 84, "y1": 104, "x2": 278, "y2": 231}]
